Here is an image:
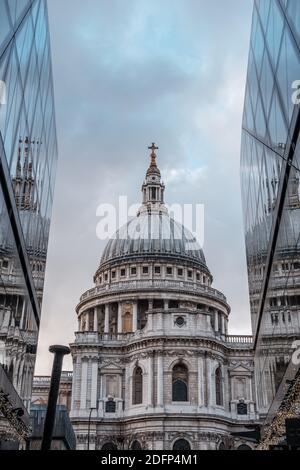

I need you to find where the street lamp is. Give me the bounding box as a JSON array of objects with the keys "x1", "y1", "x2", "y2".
[
  {"x1": 87, "y1": 407, "x2": 97, "y2": 450},
  {"x1": 41, "y1": 345, "x2": 70, "y2": 451}
]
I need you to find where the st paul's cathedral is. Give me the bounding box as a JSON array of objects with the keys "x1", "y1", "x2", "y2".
[{"x1": 69, "y1": 145, "x2": 257, "y2": 450}]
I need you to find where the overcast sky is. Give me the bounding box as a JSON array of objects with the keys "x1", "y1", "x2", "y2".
[{"x1": 35, "y1": 0, "x2": 254, "y2": 374}]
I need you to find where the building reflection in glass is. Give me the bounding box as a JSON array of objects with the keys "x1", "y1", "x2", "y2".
[
  {"x1": 241, "y1": 0, "x2": 300, "y2": 433},
  {"x1": 0, "y1": 0, "x2": 57, "y2": 446}
]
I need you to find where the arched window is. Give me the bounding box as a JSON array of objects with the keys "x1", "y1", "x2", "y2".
[
  {"x1": 173, "y1": 439, "x2": 191, "y2": 450},
  {"x1": 218, "y1": 442, "x2": 226, "y2": 450},
  {"x1": 133, "y1": 367, "x2": 143, "y2": 405},
  {"x1": 215, "y1": 366, "x2": 223, "y2": 406},
  {"x1": 8, "y1": 363, "x2": 14, "y2": 382},
  {"x1": 237, "y1": 444, "x2": 252, "y2": 450},
  {"x1": 101, "y1": 442, "x2": 117, "y2": 450},
  {"x1": 172, "y1": 364, "x2": 188, "y2": 402},
  {"x1": 131, "y1": 440, "x2": 142, "y2": 450},
  {"x1": 237, "y1": 402, "x2": 248, "y2": 415},
  {"x1": 218, "y1": 312, "x2": 222, "y2": 332},
  {"x1": 105, "y1": 400, "x2": 116, "y2": 413}
]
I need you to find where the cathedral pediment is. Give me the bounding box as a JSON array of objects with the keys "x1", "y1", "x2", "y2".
[
  {"x1": 100, "y1": 361, "x2": 123, "y2": 372},
  {"x1": 229, "y1": 362, "x2": 252, "y2": 375}
]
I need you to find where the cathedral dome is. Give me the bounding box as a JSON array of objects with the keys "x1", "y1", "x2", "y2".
[
  {"x1": 100, "y1": 211, "x2": 207, "y2": 268},
  {"x1": 98, "y1": 143, "x2": 208, "y2": 272}
]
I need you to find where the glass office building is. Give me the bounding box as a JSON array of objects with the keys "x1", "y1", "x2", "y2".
[
  {"x1": 241, "y1": 0, "x2": 300, "y2": 447},
  {"x1": 0, "y1": 0, "x2": 57, "y2": 447}
]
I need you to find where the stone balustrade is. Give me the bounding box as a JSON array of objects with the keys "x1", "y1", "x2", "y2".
[
  {"x1": 225, "y1": 335, "x2": 253, "y2": 345},
  {"x1": 74, "y1": 331, "x2": 253, "y2": 347},
  {"x1": 79, "y1": 279, "x2": 227, "y2": 303}
]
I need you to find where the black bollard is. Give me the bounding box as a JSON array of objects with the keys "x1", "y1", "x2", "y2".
[{"x1": 41, "y1": 345, "x2": 70, "y2": 451}]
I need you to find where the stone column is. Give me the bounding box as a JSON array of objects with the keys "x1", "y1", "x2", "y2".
[
  {"x1": 147, "y1": 312, "x2": 153, "y2": 331},
  {"x1": 164, "y1": 300, "x2": 169, "y2": 311},
  {"x1": 117, "y1": 303, "x2": 122, "y2": 334},
  {"x1": 206, "y1": 354, "x2": 212, "y2": 406},
  {"x1": 90, "y1": 359, "x2": 98, "y2": 408},
  {"x1": 157, "y1": 311, "x2": 163, "y2": 331},
  {"x1": 223, "y1": 364, "x2": 229, "y2": 411},
  {"x1": 124, "y1": 366, "x2": 130, "y2": 408},
  {"x1": 132, "y1": 301, "x2": 138, "y2": 331},
  {"x1": 225, "y1": 316, "x2": 228, "y2": 336},
  {"x1": 104, "y1": 304, "x2": 109, "y2": 334},
  {"x1": 222, "y1": 315, "x2": 226, "y2": 335},
  {"x1": 20, "y1": 301, "x2": 26, "y2": 330},
  {"x1": 80, "y1": 359, "x2": 88, "y2": 409},
  {"x1": 157, "y1": 354, "x2": 164, "y2": 407},
  {"x1": 197, "y1": 355, "x2": 205, "y2": 407},
  {"x1": 71, "y1": 358, "x2": 77, "y2": 411},
  {"x1": 99, "y1": 372, "x2": 103, "y2": 397},
  {"x1": 249, "y1": 376, "x2": 253, "y2": 402},
  {"x1": 214, "y1": 310, "x2": 218, "y2": 333},
  {"x1": 94, "y1": 307, "x2": 98, "y2": 332},
  {"x1": 85, "y1": 312, "x2": 89, "y2": 332},
  {"x1": 148, "y1": 354, "x2": 153, "y2": 407},
  {"x1": 157, "y1": 301, "x2": 163, "y2": 331},
  {"x1": 263, "y1": 366, "x2": 270, "y2": 408}
]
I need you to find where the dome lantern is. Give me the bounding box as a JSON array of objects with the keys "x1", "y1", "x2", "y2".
[{"x1": 139, "y1": 143, "x2": 166, "y2": 216}]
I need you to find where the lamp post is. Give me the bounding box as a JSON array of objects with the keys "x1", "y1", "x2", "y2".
[
  {"x1": 41, "y1": 345, "x2": 70, "y2": 451},
  {"x1": 87, "y1": 407, "x2": 97, "y2": 450}
]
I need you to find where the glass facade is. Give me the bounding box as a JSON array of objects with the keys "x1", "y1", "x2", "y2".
[
  {"x1": 241, "y1": 0, "x2": 300, "y2": 440},
  {"x1": 0, "y1": 0, "x2": 57, "y2": 445}
]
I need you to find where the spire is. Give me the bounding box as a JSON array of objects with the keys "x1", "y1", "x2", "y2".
[
  {"x1": 137, "y1": 143, "x2": 167, "y2": 216},
  {"x1": 146, "y1": 142, "x2": 161, "y2": 177},
  {"x1": 12, "y1": 137, "x2": 37, "y2": 212}
]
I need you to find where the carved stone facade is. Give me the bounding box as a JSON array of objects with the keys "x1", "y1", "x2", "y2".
[{"x1": 70, "y1": 147, "x2": 257, "y2": 450}]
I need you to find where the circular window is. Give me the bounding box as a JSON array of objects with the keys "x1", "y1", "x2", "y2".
[{"x1": 175, "y1": 316, "x2": 185, "y2": 327}]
